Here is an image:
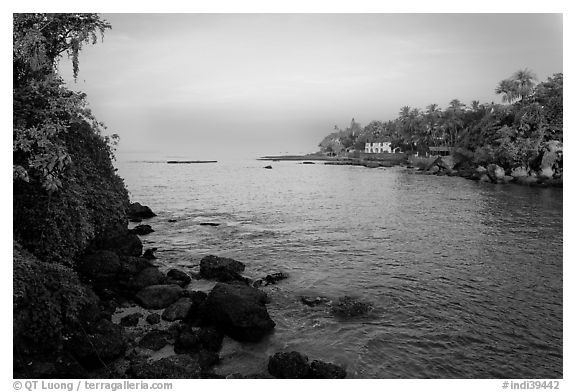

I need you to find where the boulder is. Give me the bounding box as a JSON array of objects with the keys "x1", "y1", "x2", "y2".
[
  {"x1": 138, "y1": 330, "x2": 171, "y2": 351},
  {"x1": 135, "y1": 284, "x2": 184, "y2": 309},
  {"x1": 199, "y1": 255, "x2": 246, "y2": 282},
  {"x1": 77, "y1": 250, "x2": 121, "y2": 281},
  {"x1": 120, "y1": 312, "x2": 142, "y2": 327},
  {"x1": 100, "y1": 230, "x2": 143, "y2": 257},
  {"x1": 434, "y1": 155, "x2": 455, "y2": 171},
  {"x1": 167, "y1": 268, "x2": 192, "y2": 286},
  {"x1": 486, "y1": 164, "x2": 505, "y2": 183},
  {"x1": 128, "y1": 355, "x2": 201, "y2": 379},
  {"x1": 540, "y1": 141, "x2": 562, "y2": 179},
  {"x1": 202, "y1": 283, "x2": 275, "y2": 342},
  {"x1": 183, "y1": 291, "x2": 208, "y2": 323},
  {"x1": 121, "y1": 256, "x2": 154, "y2": 276},
  {"x1": 162, "y1": 298, "x2": 194, "y2": 321},
  {"x1": 331, "y1": 296, "x2": 373, "y2": 318},
  {"x1": 268, "y1": 351, "x2": 310, "y2": 379},
  {"x1": 66, "y1": 319, "x2": 126, "y2": 369},
  {"x1": 476, "y1": 165, "x2": 487, "y2": 174},
  {"x1": 479, "y1": 174, "x2": 491, "y2": 183},
  {"x1": 131, "y1": 224, "x2": 154, "y2": 235},
  {"x1": 510, "y1": 166, "x2": 529, "y2": 178},
  {"x1": 146, "y1": 313, "x2": 161, "y2": 325},
  {"x1": 428, "y1": 165, "x2": 439, "y2": 174},
  {"x1": 131, "y1": 267, "x2": 166, "y2": 291},
  {"x1": 309, "y1": 360, "x2": 346, "y2": 379},
  {"x1": 128, "y1": 202, "x2": 156, "y2": 220},
  {"x1": 142, "y1": 248, "x2": 157, "y2": 260}
]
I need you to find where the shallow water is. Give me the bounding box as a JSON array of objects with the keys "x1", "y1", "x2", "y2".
[{"x1": 116, "y1": 158, "x2": 562, "y2": 378}]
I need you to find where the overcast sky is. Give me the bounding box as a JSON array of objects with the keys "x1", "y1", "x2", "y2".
[{"x1": 58, "y1": 13, "x2": 563, "y2": 160}]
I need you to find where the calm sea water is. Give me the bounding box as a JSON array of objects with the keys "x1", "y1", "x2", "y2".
[{"x1": 116, "y1": 158, "x2": 562, "y2": 378}]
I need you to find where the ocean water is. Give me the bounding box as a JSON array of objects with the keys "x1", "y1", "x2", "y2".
[{"x1": 116, "y1": 158, "x2": 562, "y2": 378}]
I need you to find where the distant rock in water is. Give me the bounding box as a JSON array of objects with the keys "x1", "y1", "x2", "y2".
[
  {"x1": 300, "y1": 296, "x2": 331, "y2": 307},
  {"x1": 128, "y1": 202, "x2": 156, "y2": 220},
  {"x1": 264, "y1": 165, "x2": 273, "y2": 169},
  {"x1": 302, "y1": 161, "x2": 315, "y2": 164},
  {"x1": 199, "y1": 222, "x2": 220, "y2": 227},
  {"x1": 167, "y1": 160, "x2": 217, "y2": 164},
  {"x1": 131, "y1": 224, "x2": 154, "y2": 235},
  {"x1": 331, "y1": 296, "x2": 373, "y2": 318},
  {"x1": 268, "y1": 351, "x2": 310, "y2": 379}
]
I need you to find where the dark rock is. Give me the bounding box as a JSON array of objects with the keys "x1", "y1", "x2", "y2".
[
  {"x1": 121, "y1": 256, "x2": 154, "y2": 276},
  {"x1": 129, "y1": 217, "x2": 143, "y2": 223},
  {"x1": 131, "y1": 267, "x2": 166, "y2": 291},
  {"x1": 197, "y1": 326, "x2": 224, "y2": 352},
  {"x1": 197, "y1": 349, "x2": 220, "y2": 369},
  {"x1": 199, "y1": 255, "x2": 247, "y2": 282},
  {"x1": 174, "y1": 328, "x2": 201, "y2": 354},
  {"x1": 128, "y1": 355, "x2": 201, "y2": 379},
  {"x1": 168, "y1": 219, "x2": 177, "y2": 223},
  {"x1": 486, "y1": 163, "x2": 505, "y2": 183},
  {"x1": 142, "y1": 248, "x2": 157, "y2": 260},
  {"x1": 162, "y1": 298, "x2": 194, "y2": 321},
  {"x1": 131, "y1": 224, "x2": 154, "y2": 235},
  {"x1": 202, "y1": 283, "x2": 275, "y2": 342},
  {"x1": 100, "y1": 230, "x2": 143, "y2": 257},
  {"x1": 331, "y1": 296, "x2": 373, "y2": 318},
  {"x1": 199, "y1": 222, "x2": 220, "y2": 226},
  {"x1": 167, "y1": 268, "x2": 192, "y2": 286},
  {"x1": 309, "y1": 360, "x2": 346, "y2": 379},
  {"x1": 128, "y1": 202, "x2": 156, "y2": 220},
  {"x1": 77, "y1": 250, "x2": 122, "y2": 282},
  {"x1": 146, "y1": 313, "x2": 161, "y2": 325},
  {"x1": 66, "y1": 319, "x2": 126, "y2": 369},
  {"x1": 300, "y1": 296, "x2": 331, "y2": 307},
  {"x1": 138, "y1": 330, "x2": 171, "y2": 351},
  {"x1": 15, "y1": 351, "x2": 89, "y2": 379},
  {"x1": 135, "y1": 284, "x2": 184, "y2": 309},
  {"x1": 268, "y1": 351, "x2": 310, "y2": 379},
  {"x1": 184, "y1": 291, "x2": 209, "y2": 323},
  {"x1": 264, "y1": 165, "x2": 272, "y2": 169},
  {"x1": 120, "y1": 313, "x2": 142, "y2": 327},
  {"x1": 265, "y1": 272, "x2": 289, "y2": 285},
  {"x1": 302, "y1": 161, "x2": 315, "y2": 164}
]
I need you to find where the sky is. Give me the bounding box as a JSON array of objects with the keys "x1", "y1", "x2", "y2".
[{"x1": 57, "y1": 13, "x2": 563, "y2": 160}]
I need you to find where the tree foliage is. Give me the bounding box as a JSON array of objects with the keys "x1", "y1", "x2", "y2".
[
  {"x1": 319, "y1": 69, "x2": 562, "y2": 170},
  {"x1": 13, "y1": 13, "x2": 113, "y2": 193}
]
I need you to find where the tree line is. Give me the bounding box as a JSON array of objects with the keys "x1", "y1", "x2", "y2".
[{"x1": 319, "y1": 69, "x2": 562, "y2": 170}]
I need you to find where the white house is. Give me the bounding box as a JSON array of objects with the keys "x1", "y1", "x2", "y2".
[{"x1": 364, "y1": 142, "x2": 392, "y2": 154}]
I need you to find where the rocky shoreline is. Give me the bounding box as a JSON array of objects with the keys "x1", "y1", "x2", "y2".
[
  {"x1": 14, "y1": 202, "x2": 352, "y2": 379},
  {"x1": 407, "y1": 141, "x2": 563, "y2": 188}
]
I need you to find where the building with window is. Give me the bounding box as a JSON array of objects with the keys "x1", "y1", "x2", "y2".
[{"x1": 365, "y1": 142, "x2": 392, "y2": 154}]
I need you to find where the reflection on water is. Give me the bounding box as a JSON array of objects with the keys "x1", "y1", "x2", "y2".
[{"x1": 116, "y1": 159, "x2": 562, "y2": 378}]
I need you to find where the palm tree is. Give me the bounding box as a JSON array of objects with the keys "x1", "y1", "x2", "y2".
[{"x1": 496, "y1": 68, "x2": 538, "y2": 103}]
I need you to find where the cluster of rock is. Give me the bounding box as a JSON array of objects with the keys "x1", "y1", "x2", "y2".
[
  {"x1": 415, "y1": 142, "x2": 563, "y2": 188},
  {"x1": 268, "y1": 351, "x2": 346, "y2": 379},
  {"x1": 30, "y1": 202, "x2": 345, "y2": 379},
  {"x1": 16, "y1": 201, "x2": 349, "y2": 379}
]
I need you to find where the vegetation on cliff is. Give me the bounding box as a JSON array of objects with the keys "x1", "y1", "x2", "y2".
[
  {"x1": 319, "y1": 69, "x2": 562, "y2": 172},
  {"x1": 13, "y1": 14, "x2": 129, "y2": 265},
  {"x1": 12, "y1": 14, "x2": 132, "y2": 374}
]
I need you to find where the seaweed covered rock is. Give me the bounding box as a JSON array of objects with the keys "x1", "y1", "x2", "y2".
[
  {"x1": 309, "y1": 360, "x2": 347, "y2": 379},
  {"x1": 202, "y1": 283, "x2": 275, "y2": 342},
  {"x1": 128, "y1": 355, "x2": 201, "y2": 379},
  {"x1": 268, "y1": 351, "x2": 310, "y2": 379},
  {"x1": 331, "y1": 296, "x2": 373, "y2": 318}
]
